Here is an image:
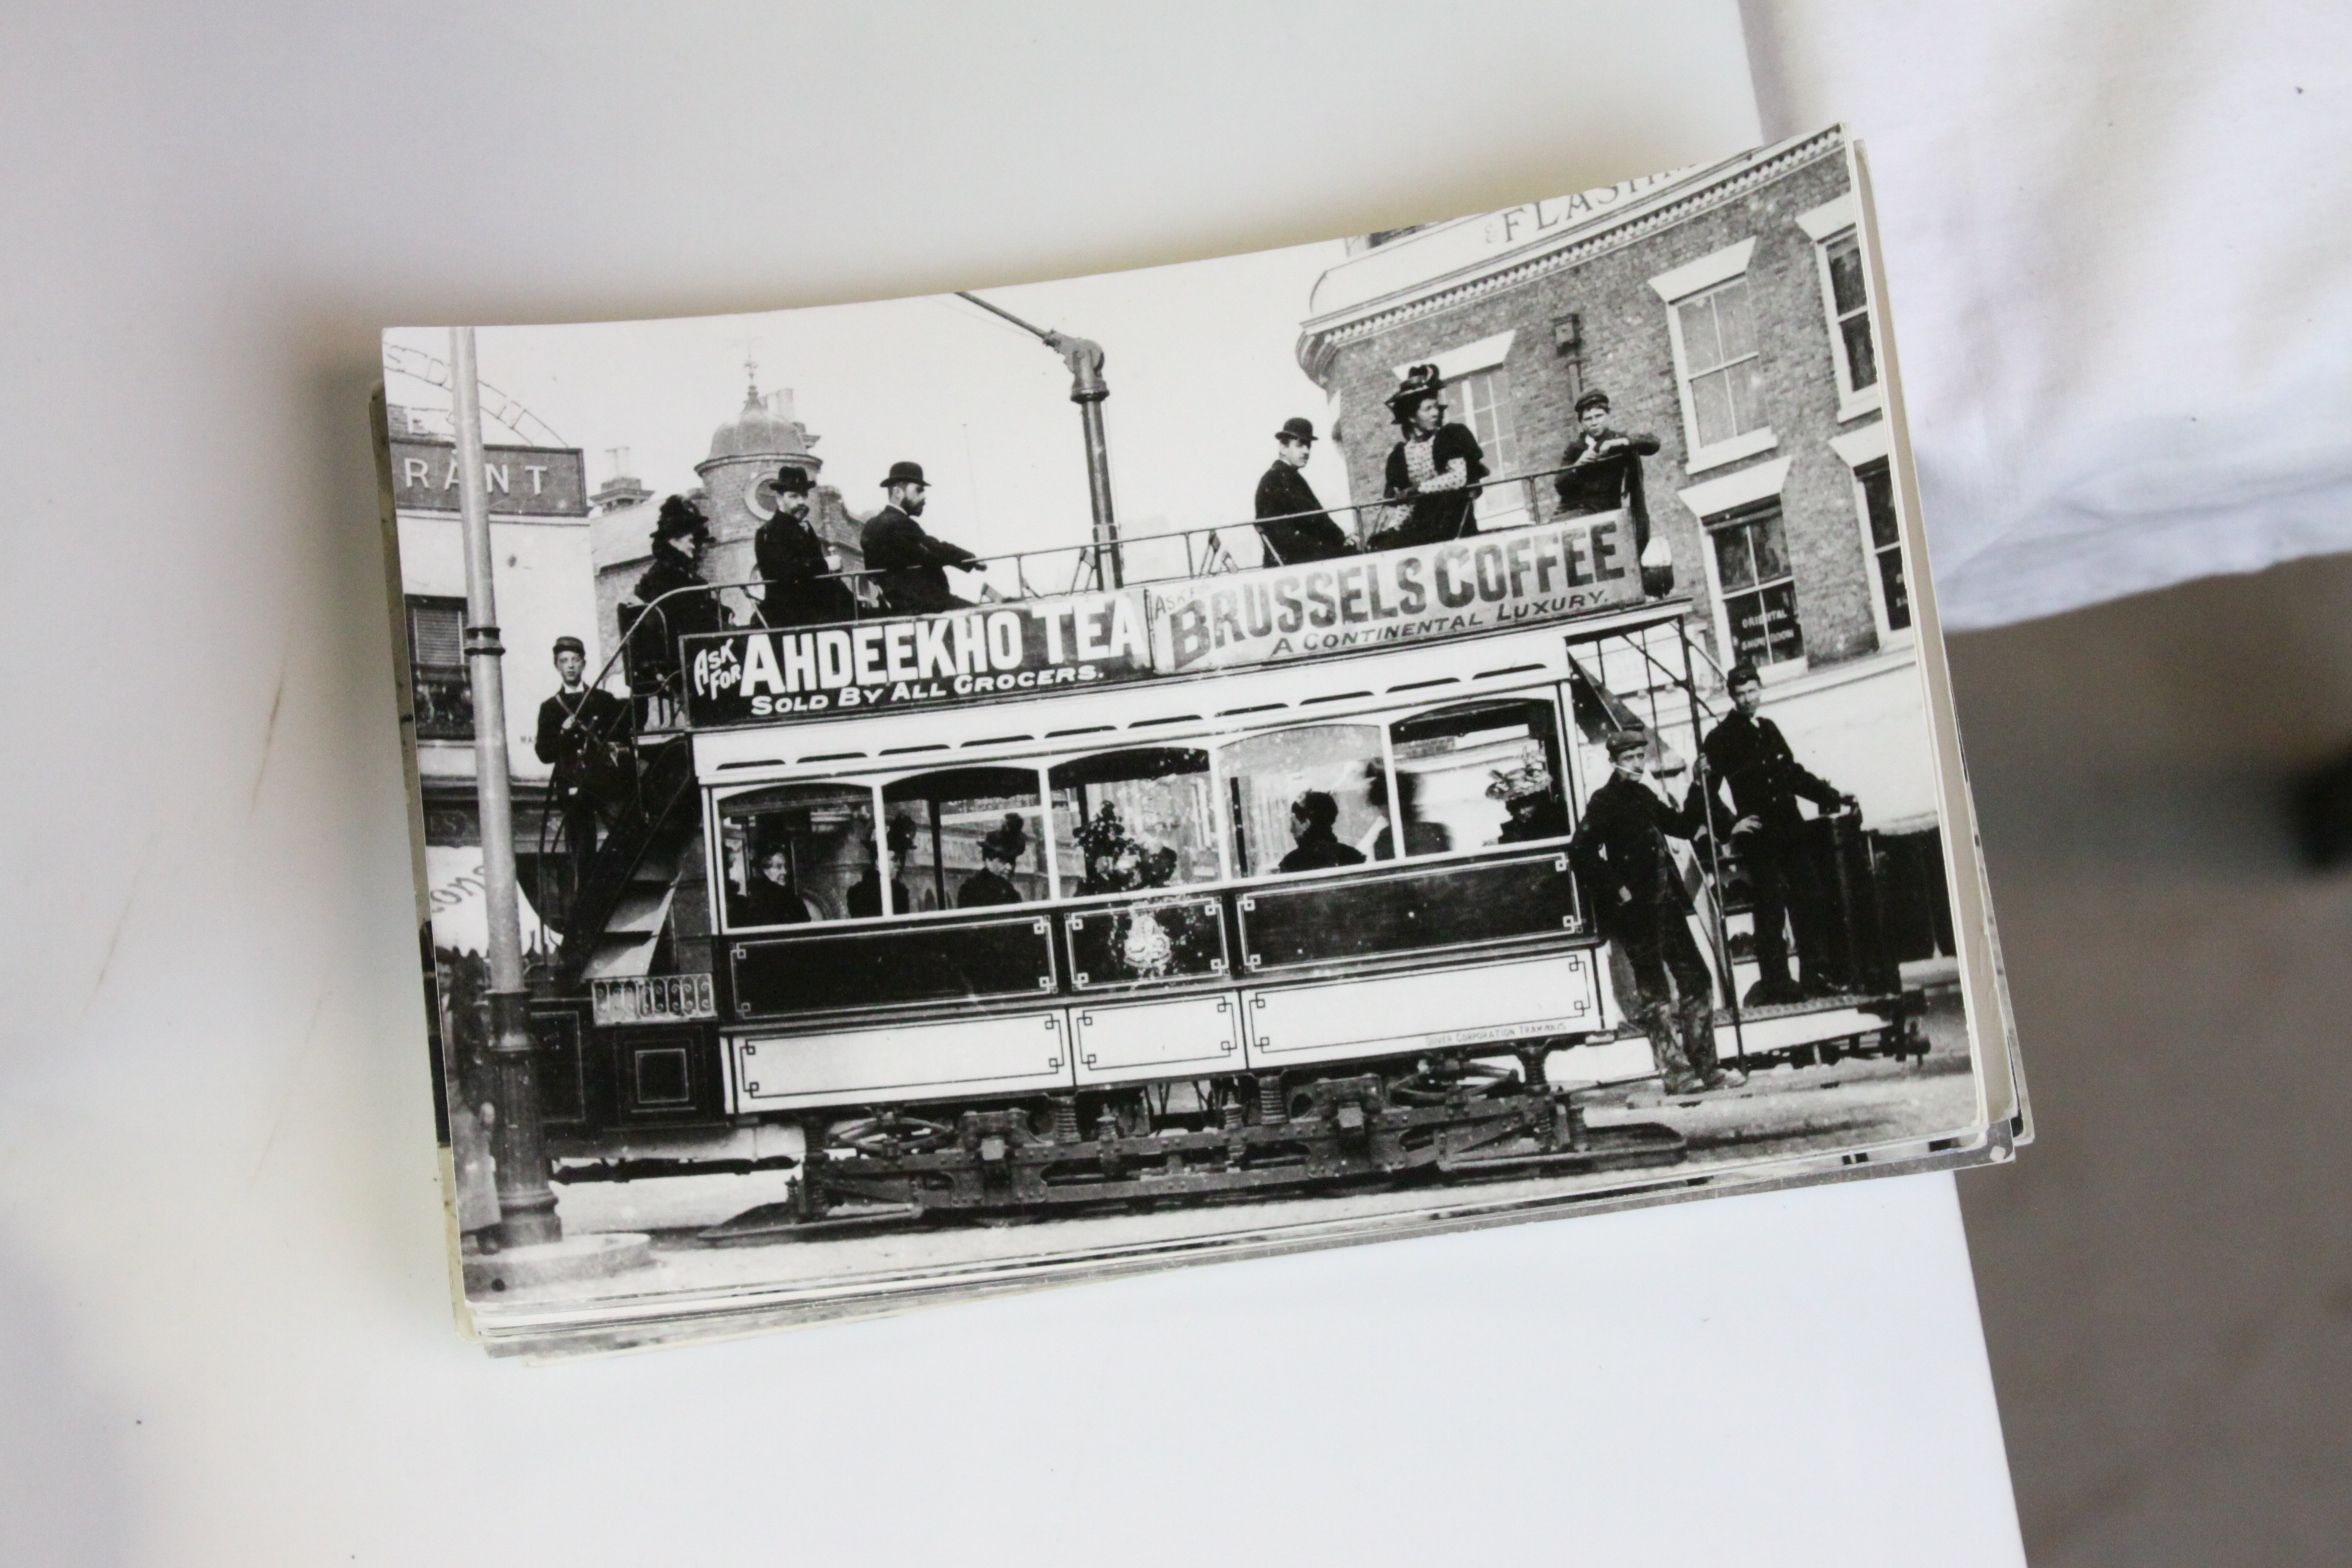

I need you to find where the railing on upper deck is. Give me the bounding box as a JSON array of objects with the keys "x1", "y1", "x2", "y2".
[{"x1": 601, "y1": 458, "x2": 1648, "y2": 729}]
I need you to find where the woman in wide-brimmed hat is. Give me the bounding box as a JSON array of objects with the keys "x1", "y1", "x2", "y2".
[
  {"x1": 1370, "y1": 364, "x2": 1487, "y2": 550},
  {"x1": 626, "y1": 494, "x2": 730, "y2": 687}
]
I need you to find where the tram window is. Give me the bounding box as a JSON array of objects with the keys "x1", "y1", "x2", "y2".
[
  {"x1": 1386, "y1": 699, "x2": 1571, "y2": 853},
  {"x1": 1048, "y1": 748, "x2": 1218, "y2": 895},
  {"x1": 882, "y1": 766, "x2": 1050, "y2": 913},
  {"x1": 1220, "y1": 724, "x2": 1389, "y2": 877},
  {"x1": 716, "y1": 782, "x2": 880, "y2": 927}
]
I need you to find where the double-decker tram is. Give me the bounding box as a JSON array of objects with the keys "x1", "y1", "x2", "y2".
[{"x1": 527, "y1": 505, "x2": 1926, "y2": 1230}]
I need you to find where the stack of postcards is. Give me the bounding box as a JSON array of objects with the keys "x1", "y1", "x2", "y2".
[{"x1": 377, "y1": 125, "x2": 2027, "y2": 1358}]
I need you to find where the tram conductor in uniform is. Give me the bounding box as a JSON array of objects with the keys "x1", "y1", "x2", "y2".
[
  {"x1": 1253, "y1": 417, "x2": 1355, "y2": 565},
  {"x1": 755, "y1": 465, "x2": 854, "y2": 629},
  {"x1": 1572, "y1": 729, "x2": 1749, "y2": 1093},
  {"x1": 862, "y1": 461, "x2": 983, "y2": 615},
  {"x1": 1694, "y1": 661, "x2": 1857, "y2": 1005},
  {"x1": 534, "y1": 635, "x2": 632, "y2": 892}
]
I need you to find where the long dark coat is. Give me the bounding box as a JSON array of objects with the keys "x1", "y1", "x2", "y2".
[
  {"x1": 628, "y1": 548, "x2": 729, "y2": 676},
  {"x1": 1377, "y1": 423, "x2": 1487, "y2": 548},
  {"x1": 1570, "y1": 772, "x2": 1703, "y2": 940},
  {"x1": 1253, "y1": 461, "x2": 1353, "y2": 564},
  {"x1": 860, "y1": 505, "x2": 978, "y2": 614},
  {"x1": 755, "y1": 512, "x2": 855, "y2": 628}
]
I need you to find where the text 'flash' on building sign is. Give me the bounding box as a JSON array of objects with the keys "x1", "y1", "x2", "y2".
[
  {"x1": 1147, "y1": 512, "x2": 1642, "y2": 673},
  {"x1": 684, "y1": 592, "x2": 1153, "y2": 724},
  {"x1": 390, "y1": 437, "x2": 590, "y2": 518},
  {"x1": 1481, "y1": 171, "x2": 1686, "y2": 249}
]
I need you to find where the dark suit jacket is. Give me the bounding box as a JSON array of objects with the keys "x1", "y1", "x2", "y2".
[
  {"x1": 1697, "y1": 712, "x2": 1842, "y2": 838},
  {"x1": 956, "y1": 869, "x2": 1023, "y2": 908},
  {"x1": 755, "y1": 513, "x2": 854, "y2": 628},
  {"x1": 1253, "y1": 461, "x2": 1353, "y2": 564},
  {"x1": 1277, "y1": 828, "x2": 1366, "y2": 874},
  {"x1": 733, "y1": 877, "x2": 811, "y2": 927},
  {"x1": 1570, "y1": 772, "x2": 1702, "y2": 938},
  {"x1": 1554, "y1": 427, "x2": 1660, "y2": 546},
  {"x1": 860, "y1": 505, "x2": 977, "y2": 614}
]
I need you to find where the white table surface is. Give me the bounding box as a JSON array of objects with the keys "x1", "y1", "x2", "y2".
[{"x1": 0, "y1": 4, "x2": 2022, "y2": 1562}]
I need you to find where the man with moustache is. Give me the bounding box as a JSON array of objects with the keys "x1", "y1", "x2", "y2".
[
  {"x1": 861, "y1": 460, "x2": 982, "y2": 615},
  {"x1": 1253, "y1": 417, "x2": 1355, "y2": 565},
  {"x1": 755, "y1": 464, "x2": 855, "y2": 629}
]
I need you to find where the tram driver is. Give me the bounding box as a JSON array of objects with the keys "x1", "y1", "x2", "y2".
[{"x1": 1694, "y1": 661, "x2": 1858, "y2": 1004}]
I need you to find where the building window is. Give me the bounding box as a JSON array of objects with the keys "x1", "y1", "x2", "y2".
[
  {"x1": 1822, "y1": 233, "x2": 1878, "y2": 398},
  {"x1": 1798, "y1": 192, "x2": 1882, "y2": 421},
  {"x1": 1447, "y1": 366, "x2": 1531, "y2": 530},
  {"x1": 1707, "y1": 502, "x2": 1805, "y2": 668},
  {"x1": 1649, "y1": 237, "x2": 1774, "y2": 474},
  {"x1": 1856, "y1": 458, "x2": 1911, "y2": 636},
  {"x1": 1676, "y1": 280, "x2": 1765, "y2": 451},
  {"x1": 406, "y1": 597, "x2": 472, "y2": 740}
]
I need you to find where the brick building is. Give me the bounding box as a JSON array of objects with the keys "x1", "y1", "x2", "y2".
[{"x1": 1298, "y1": 127, "x2": 1950, "y2": 955}]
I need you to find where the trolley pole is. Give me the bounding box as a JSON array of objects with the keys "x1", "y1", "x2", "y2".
[
  {"x1": 452, "y1": 326, "x2": 563, "y2": 1249},
  {"x1": 956, "y1": 292, "x2": 1121, "y2": 586}
]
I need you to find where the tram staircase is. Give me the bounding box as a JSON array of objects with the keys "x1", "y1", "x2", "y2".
[{"x1": 554, "y1": 732, "x2": 704, "y2": 984}]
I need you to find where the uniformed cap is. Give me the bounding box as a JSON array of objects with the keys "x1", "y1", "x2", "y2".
[
  {"x1": 1575, "y1": 389, "x2": 1612, "y2": 415},
  {"x1": 1605, "y1": 729, "x2": 1650, "y2": 759},
  {"x1": 551, "y1": 635, "x2": 586, "y2": 659},
  {"x1": 773, "y1": 465, "x2": 814, "y2": 495},
  {"x1": 1725, "y1": 661, "x2": 1762, "y2": 689}
]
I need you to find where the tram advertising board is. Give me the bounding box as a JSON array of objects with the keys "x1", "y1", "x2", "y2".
[
  {"x1": 680, "y1": 513, "x2": 1640, "y2": 726},
  {"x1": 683, "y1": 590, "x2": 1152, "y2": 725},
  {"x1": 1147, "y1": 512, "x2": 1641, "y2": 674}
]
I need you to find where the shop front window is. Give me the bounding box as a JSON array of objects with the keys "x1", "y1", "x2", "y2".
[
  {"x1": 1389, "y1": 698, "x2": 1571, "y2": 855},
  {"x1": 717, "y1": 782, "x2": 879, "y2": 927},
  {"x1": 407, "y1": 597, "x2": 472, "y2": 740},
  {"x1": 882, "y1": 765, "x2": 1051, "y2": 913},
  {"x1": 1708, "y1": 501, "x2": 1805, "y2": 667},
  {"x1": 1220, "y1": 724, "x2": 1389, "y2": 877},
  {"x1": 1048, "y1": 748, "x2": 1218, "y2": 895}
]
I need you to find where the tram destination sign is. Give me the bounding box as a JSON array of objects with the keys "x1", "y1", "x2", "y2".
[
  {"x1": 683, "y1": 591, "x2": 1153, "y2": 725},
  {"x1": 1148, "y1": 511, "x2": 1641, "y2": 674}
]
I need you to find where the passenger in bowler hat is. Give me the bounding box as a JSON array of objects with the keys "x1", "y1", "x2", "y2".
[
  {"x1": 1252, "y1": 416, "x2": 1355, "y2": 565},
  {"x1": 860, "y1": 460, "x2": 982, "y2": 615}
]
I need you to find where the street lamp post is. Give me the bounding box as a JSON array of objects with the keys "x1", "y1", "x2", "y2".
[{"x1": 451, "y1": 325, "x2": 562, "y2": 1249}]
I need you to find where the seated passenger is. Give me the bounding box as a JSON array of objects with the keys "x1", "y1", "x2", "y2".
[
  {"x1": 1491, "y1": 743, "x2": 1571, "y2": 843},
  {"x1": 1279, "y1": 790, "x2": 1367, "y2": 874},
  {"x1": 958, "y1": 816, "x2": 1029, "y2": 908},
  {"x1": 733, "y1": 844, "x2": 811, "y2": 927},
  {"x1": 1254, "y1": 417, "x2": 1355, "y2": 565},
  {"x1": 1367, "y1": 365, "x2": 1486, "y2": 551},
  {"x1": 1073, "y1": 804, "x2": 1181, "y2": 894},
  {"x1": 846, "y1": 817, "x2": 917, "y2": 918},
  {"x1": 1364, "y1": 761, "x2": 1449, "y2": 860}
]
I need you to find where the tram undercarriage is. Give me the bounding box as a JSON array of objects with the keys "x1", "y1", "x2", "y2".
[{"x1": 704, "y1": 1042, "x2": 1688, "y2": 1238}]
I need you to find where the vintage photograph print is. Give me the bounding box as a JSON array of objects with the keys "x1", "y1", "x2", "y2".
[{"x1": 384, "y1": 125, "x2": 2018, "y2": 1353}]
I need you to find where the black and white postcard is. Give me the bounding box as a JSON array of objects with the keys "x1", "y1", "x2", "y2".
[{"x1": 380, "y1": 125, "x2": 2025, "y2": 1355}]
